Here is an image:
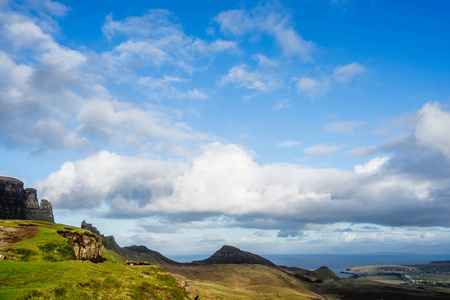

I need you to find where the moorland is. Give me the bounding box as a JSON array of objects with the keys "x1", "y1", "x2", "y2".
[{"x1": 1, "y1": 219, "x2": 450, "y2": 299}]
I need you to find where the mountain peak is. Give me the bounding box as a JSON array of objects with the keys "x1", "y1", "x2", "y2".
[{"x1": 193, "y1": 245, "x2": 275, "y2": 266}]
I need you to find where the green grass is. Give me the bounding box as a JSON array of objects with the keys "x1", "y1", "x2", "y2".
[
  {"x1": 102, "y1": 248, "x2": 127, "y2": 263},
  {"x1": 2, "y1": 221, "x2": 19, "y2": 227},
  {"x1": 3, "y1": 223, "x2": 81, "y2": 262},
  {"x1": 0, "y1": 260, "x2": 189, "y2": 299},
  {"x1": 0, "y1": 220, "x2": 189, "y2": 299}
]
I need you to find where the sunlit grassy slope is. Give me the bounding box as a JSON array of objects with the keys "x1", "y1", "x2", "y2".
[
  {"x1": 166, "y1": 264, "x2": 322, "y2": 299},
  {"x1": 0, "y1": 220, "x2": 189, "y2": 300}
]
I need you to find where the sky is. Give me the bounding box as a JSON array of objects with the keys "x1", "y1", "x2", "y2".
[{"x1": 1, "y1": 0, "x2": 450, "y2": 256}]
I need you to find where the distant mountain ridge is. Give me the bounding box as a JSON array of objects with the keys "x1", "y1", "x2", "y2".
[
  {"x1": 191, "y1": 245, "x2": 276, "y2": 266},
  {"x1": 123, "y1": 245, "x2": 181, "y2": 266},
  {"x1": 81, "y1": 220, "x2": 278, "y2": 267},
  {"x1": 80, "y1": 220, "x2": 338, "y2": 280}
]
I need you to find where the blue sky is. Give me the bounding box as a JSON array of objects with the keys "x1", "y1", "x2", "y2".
[{"x1": 1, "y1": 0, "x2": 450, "y2": 255}]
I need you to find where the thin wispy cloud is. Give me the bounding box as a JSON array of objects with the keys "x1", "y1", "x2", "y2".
[
  {"x1": 324, "y1": 121, "x2": 365, "y2": 134},
  {"x1": 277, "y1": 140, "x2": 300, "y2": 148},
  {"x1": 219, "y1": 64, "x2": 280, "y2": 93},
  {"x1": 214, "y1": 2, "x2": 315, "y2": 61},
  {"x1": 304, "y1": 144, "x2": 340, "y2": 155},
  {"x1": 297, "y1": 62, "x2": 367, "y2": 99}
]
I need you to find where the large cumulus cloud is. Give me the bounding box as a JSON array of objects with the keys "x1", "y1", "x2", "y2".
[{"x1": 36, "y1": 103, "x2": 450, "y2": 229}]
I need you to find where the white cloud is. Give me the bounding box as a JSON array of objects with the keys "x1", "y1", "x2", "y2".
[
  {"x1": 0, "y1": 8, "x2": 209, "y2": 154},
  {"x1": 214, "y1": 3, "x2": 315, "y2": 61},
  {"x1": 31, "y1": 0, "x2": 69, "y2": 17},
  {"x1": 5, "y1": 21, "x2": 86, "y2": 71},
  {"x1": 102, "y1": 9, "x2": 179, "y2": 39},
  {"x1": 77, "y1": 99, "x2": 208, "y2": 151},
  {"x1": 332, "y1": 62, "x2": 366, "y2": 83},
  {"x1": 354, "y1": 157, "x2": 390, "y2": 174},
  {"x1": 345, "y1": 145, "x2": 378, "y2": 157},
  {"x1": 414, "y1": 102, "x2": 450, "y2": 160},
  {"x1": 277, "y1": 140, "x2": 300, "y2": 148},
  {"x1": 102, "y1": 10, "x2": 241, "y2": 78},
  {"x1": 304, "y1": 144, "x2": 340, "y2": 155},
  {"x1": 0, "y1": 16, "x2": 89, "y2": 151},
  {"x1": 296, "y1": 77, "x2": 330, "y2": 98},
  {"x1": 193, "y1": 39, "x2": 240, "y2": 55},
  {"x1": 137, "y1": 76, "x2": 209, "y2": 100},
  {"x1": 37, "y1": 141, "x2": 450, "y2": 228},
  {"x1": 297, "y1": 62, "x2": 366, "y2": 99},
  {"x1": 272, "y1": 98, "x2": 290, "y2": 111},
  {"x1": 252, "y1": 53, "x2": 278, "y2": 68},
  {"x1": 36, "y1": 151, "x2": 182, "y2": 209},
  {"x1": 219, "y1": 64, "x2": 279, "y2": 93},
  {"x1": 324, "y1": 121, "x2": 365, "y2": 134}
]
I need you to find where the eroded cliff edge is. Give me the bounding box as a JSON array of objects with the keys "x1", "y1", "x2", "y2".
[{"x1": 0, "y1": 176, "x2": 54, "y2": 223}]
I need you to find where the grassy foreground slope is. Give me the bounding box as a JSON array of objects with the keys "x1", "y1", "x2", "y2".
[
  {"x1": 166, "y1": 264, "x2": 322, "y2": 299},
  {"x1": 0, "y1": 220, "x2": 189, "y2": 300}
]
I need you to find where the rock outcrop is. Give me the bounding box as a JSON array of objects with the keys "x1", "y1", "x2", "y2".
[
  {"x1": 0, "y1": 176, "x2": 54, "y2": 223},
  {"x1": 57, "y1": 230, "x2": 104, "y2": 262},
  {"x1": 81, "y1": 220, "x2": 122, "y2": 252}
]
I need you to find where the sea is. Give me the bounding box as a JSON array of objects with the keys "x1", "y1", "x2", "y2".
[{"x1": 167, "y1": 253, "x2": 450, "y2": 277}]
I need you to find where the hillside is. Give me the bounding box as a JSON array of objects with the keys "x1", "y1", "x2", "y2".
[
  {"x1": 191, "y1": 245, "x2": 276, "y2": 266},
  {"x1": 3, "y1": 219, "x2": 450, "y2": 299},
  {"x1": 0, "y1": 220, "x2": 189, "y2": 299},
  {"x1": 165, "y1": 263, "x2": 322, "y2": 299}
]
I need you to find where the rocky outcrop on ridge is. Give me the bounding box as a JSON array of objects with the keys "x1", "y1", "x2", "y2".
[
  {"x1": 57, "y1": 230, "x2": 104, "y2": 262},
  {"x1": 192, "y1": 245, "x2": 276, "y2": 266},
  {"x1": 0, "y1": 177, "x2": 54, "y2": 223},
  {"x1": 81, "y1": 220, "x2": 122, "y2": 253}
]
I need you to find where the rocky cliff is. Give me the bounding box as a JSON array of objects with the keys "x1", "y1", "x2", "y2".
[
  {"x1": 0, "y1": 176, "x2": 54, "y2": 223},
  {"x1": 57, "y1": 230, "x2": 104, "y2": 262}
]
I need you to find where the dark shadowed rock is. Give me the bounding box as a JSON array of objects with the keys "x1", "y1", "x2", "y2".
[
  {"x1": 0, "y1": 177, "x2": 54, "y2": 223},
  {"x1": 25, "y1": 188, "x2": 39, "y2": 209},
  {"x1": 0, "y1": 177, "x2": 26, "y2": 220},
  {"x1": 192, "y1": 245, "x2": 276, "y2": 266}
]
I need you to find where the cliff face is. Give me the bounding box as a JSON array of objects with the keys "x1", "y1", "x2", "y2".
[
  {"x1": 0, "y1": 177, "x2": 26, "y2": 220},
  {"x1": 57, "y1": 230, "x2": 104, "y2": 262},
  {"x1": 0, "y1": 176, "x2": 54, "y2": 223}
]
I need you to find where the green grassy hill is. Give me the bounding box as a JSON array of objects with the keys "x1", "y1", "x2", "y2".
[{"x1": 0, "y1": 220, "x2": 189, "y2": 300}]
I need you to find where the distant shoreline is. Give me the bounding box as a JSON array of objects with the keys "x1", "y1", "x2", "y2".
[{"x1": 167, "y1": 253, "x2": 450, "y2": 278}]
